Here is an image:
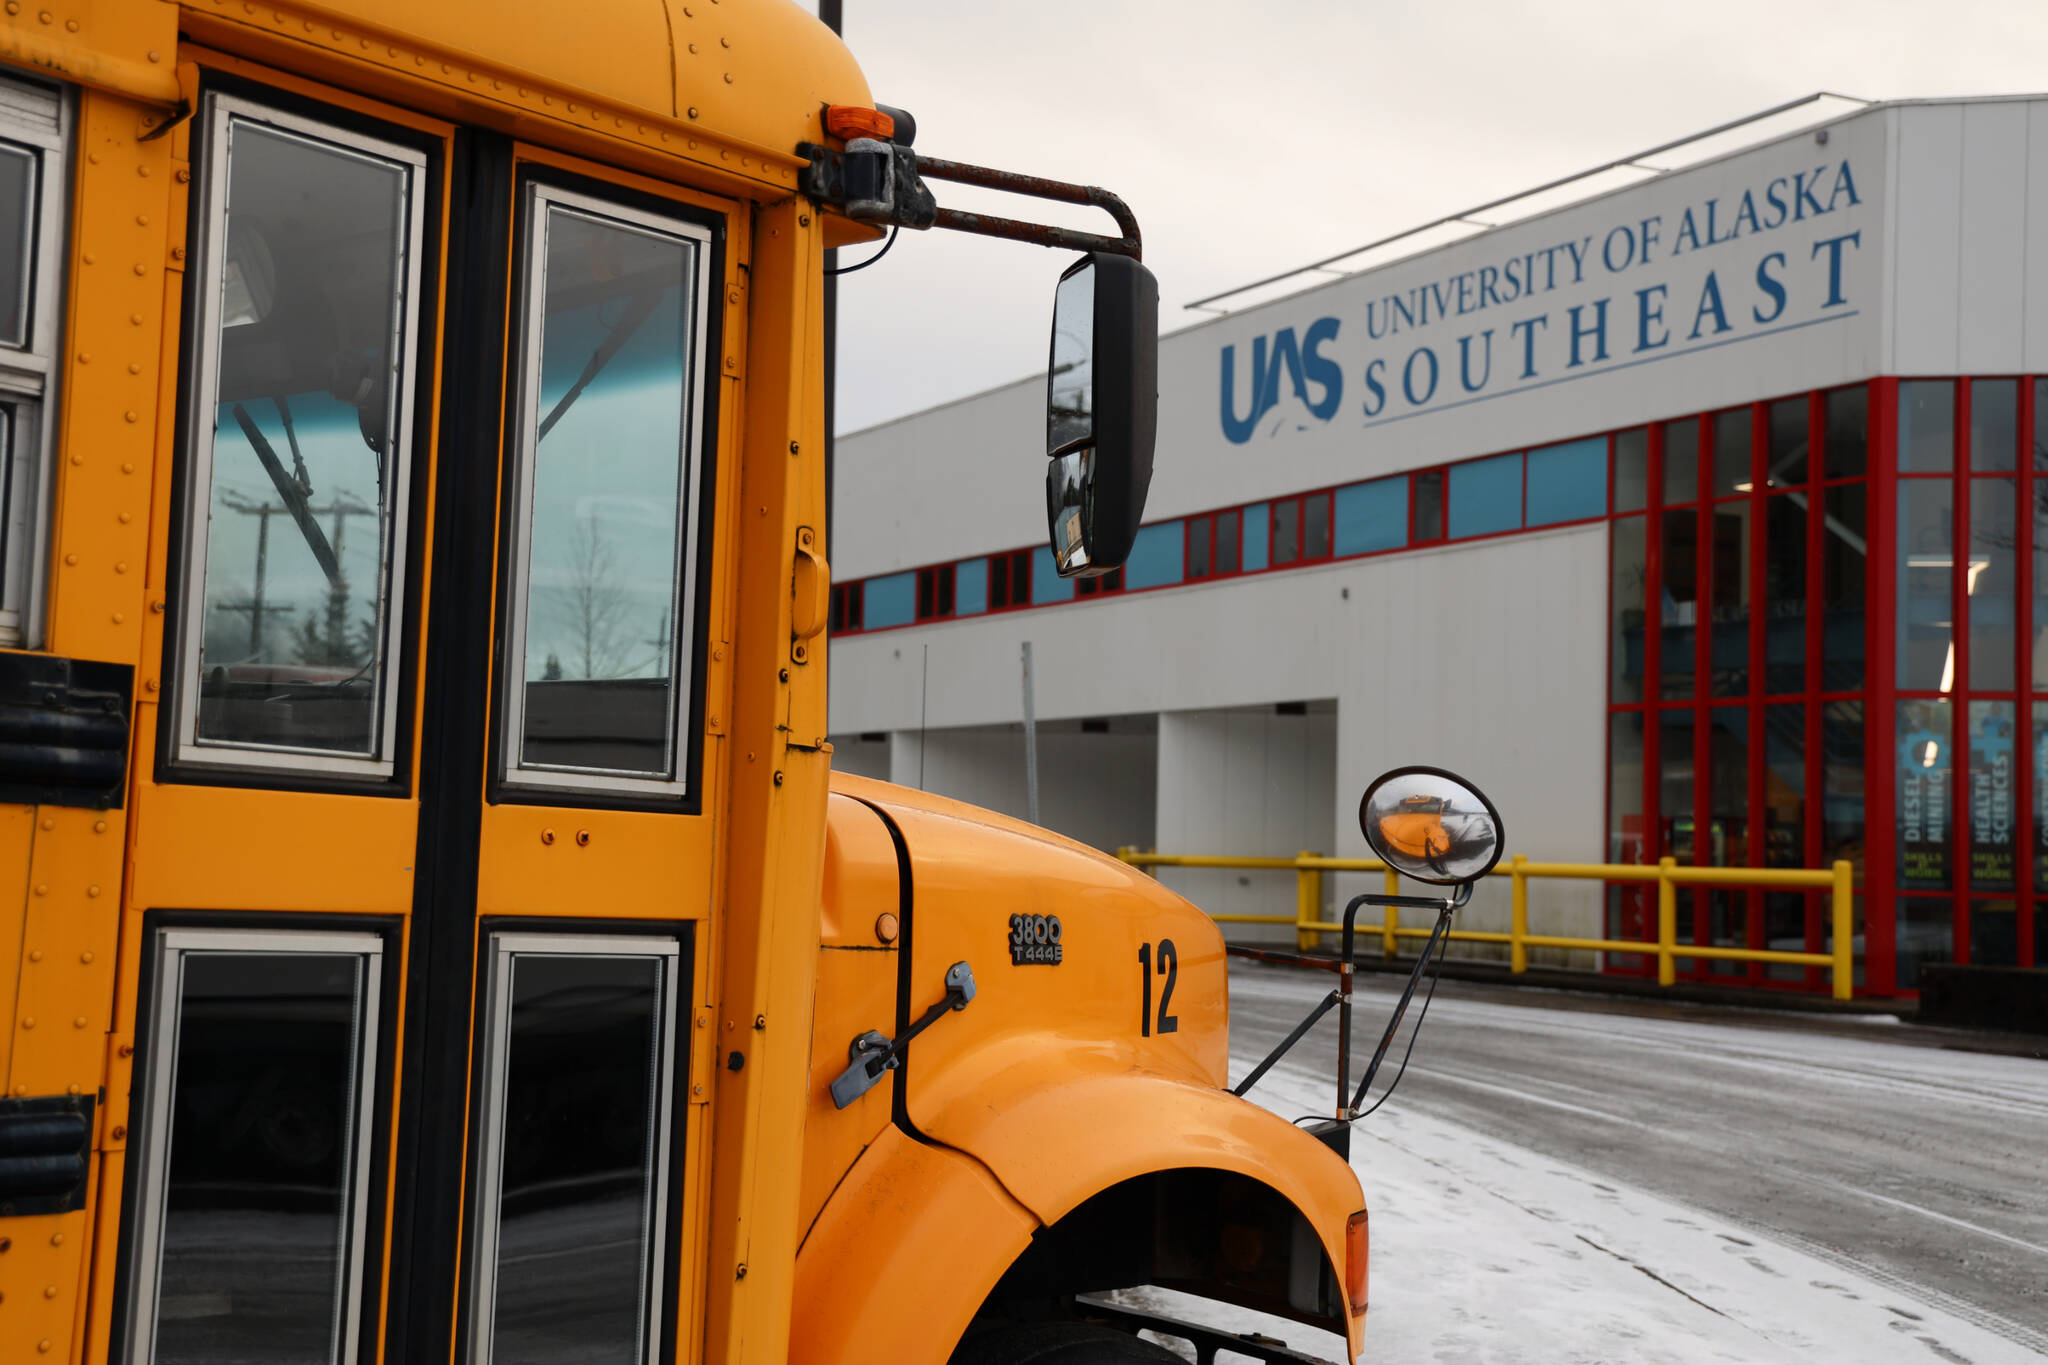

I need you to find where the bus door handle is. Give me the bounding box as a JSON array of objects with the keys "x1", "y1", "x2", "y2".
[{"x1": 829, "y1": 960, "x2": 976, "y2": 1109}]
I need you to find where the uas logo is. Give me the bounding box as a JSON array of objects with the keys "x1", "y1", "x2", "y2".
[{"x1": 1219, "y1": 317, "x2": 1343, "y2": 445}]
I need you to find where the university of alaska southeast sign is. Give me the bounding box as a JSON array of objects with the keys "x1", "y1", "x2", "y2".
[{"x1": 1219, "y1": 156, "x2": 1867, "y2": 444}]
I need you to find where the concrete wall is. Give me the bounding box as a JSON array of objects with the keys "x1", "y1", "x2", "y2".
[
  {"x1": 828, "y1": 524, "x2": 1609, "y2": 961},
  {"x1": 830, "y1": 720, "x2": 1158, "y2": 855},
  {"x1": 1154, "y1": 705, "x2": 1337, "y2": 942}
]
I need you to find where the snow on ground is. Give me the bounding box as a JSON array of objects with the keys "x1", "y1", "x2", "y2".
[{"x1": 1118, "y1": 1060, "x2": 2039, "y2": 1365}]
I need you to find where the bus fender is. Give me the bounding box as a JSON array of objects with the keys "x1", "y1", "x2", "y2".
[
  {"x1": 790, "y1": 1122, "x2": 1038, "y2": 1365},
  {"x1": 911, "y1": 1049, "x2": 1367, "y2": 1360}
]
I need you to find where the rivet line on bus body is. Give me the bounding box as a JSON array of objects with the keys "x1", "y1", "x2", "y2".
[
  {"x1": 111, "y1": 1126, "x2": 125, "y2": 1141},
  {"x1": 575, "y1": 830, "x2": 590, "y2": 847},
  {"x1": 92, "y1": 821, "x2": 104, "y2": 834},
  {"x1": 28, "y1": 949, "x2": 41, "y2": 960},
  {"x1": 540, "y1": 828, "x2": 555, "y2": 845}
]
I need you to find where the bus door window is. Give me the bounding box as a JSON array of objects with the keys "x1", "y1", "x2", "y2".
[
  {"x1": 466, "y1": 933, "x2": 684, "y2": 1365},
  {"x1": 123, "y1": 928, "x2": 387, "y2": 1365},
  {"x1": 0, "y1": 72, "x2": 69, "y2": 649},
  {"x1": 170, "y1": 96, "x2": 429, "y2": 779},
  {"x1": 499, "y1": 184, "x2": 714, "y2": 798}
]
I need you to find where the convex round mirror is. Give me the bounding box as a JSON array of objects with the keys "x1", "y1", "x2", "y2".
[{"x1": 1358, "y1": 766, "x2": 1505, "y2": 886}]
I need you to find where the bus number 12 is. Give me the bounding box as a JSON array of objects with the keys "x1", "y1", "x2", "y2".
[{"x1": 1137, "y1": 939, "x2": 1178, "y2": 1037}]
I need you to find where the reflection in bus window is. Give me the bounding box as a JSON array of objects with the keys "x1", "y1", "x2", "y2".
[
  {"x1": 126, "y1": 931, "x2": 384, "y2": 1365},
  {"x1": 469, "y1": 938, "x2": 680, "y2": 1365},
  {"x1": 503, "y1": 188, "x2": 711, "y2": 795},
  {"x1": 175, "y1": 99, "x2": 426, "y2": 776}
]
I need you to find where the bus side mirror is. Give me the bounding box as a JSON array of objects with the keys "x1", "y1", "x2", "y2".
[
  {"x1": 1358, "y1": 766, "x2": 1506, "y2": 887},
  {"x1": 1045, "y1": 251, "x2": 1157, "y2": 576}
]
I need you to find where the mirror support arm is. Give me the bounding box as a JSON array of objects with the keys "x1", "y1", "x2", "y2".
[
  {"x1": 1343, "y1": 885, "x2": 1469, "y2": 1116},
  {"x1": 916, "y1": 156, "x2": 1142, "y2": 261}
]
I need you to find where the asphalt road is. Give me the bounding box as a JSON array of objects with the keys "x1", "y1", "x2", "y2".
[{"x1": 1227, "y1": 961, "x2": 2048, "y2": 1354}]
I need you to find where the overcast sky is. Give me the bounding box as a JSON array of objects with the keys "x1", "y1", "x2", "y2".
[{"x1": 818, "y1": 0, "x2": 2048, "y2": 436}]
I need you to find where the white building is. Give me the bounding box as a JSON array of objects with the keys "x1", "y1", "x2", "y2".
[{"x1": 828, "y1": 95, "x2": 2048, "y2": 998}]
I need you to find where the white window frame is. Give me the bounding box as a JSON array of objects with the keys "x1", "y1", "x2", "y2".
[
  {"x1": 124, "y1": 927, "x2": 385, "y2": 1365},
  {"x1": 168, "y1": 93, "x2": 427, "y2": 778},
  {"x1": 0, "y1": 73, "x2": 70, "y2": 650},
  {"x1": 467, "y1": 932, "x2": 682, "y2": 1365},
  {"x1": 500, "y1": 183, "x2": 712, "y2": 799}
]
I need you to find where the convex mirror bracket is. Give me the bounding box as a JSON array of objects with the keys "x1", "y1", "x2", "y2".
[
  {"x1": 1358, "y1": 765, "x2": 1505, "y2": 886},
  {"x1": 1046, "y1": 251, "x2": 1158, "y2": 577}
]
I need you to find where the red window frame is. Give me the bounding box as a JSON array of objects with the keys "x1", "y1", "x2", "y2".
[
  {"x1": 915, "y1": 562, "x2": 957, "y2": 621},
  {"x1": 1410, "y1": 468, "x2": 1446, "y2": 546}
]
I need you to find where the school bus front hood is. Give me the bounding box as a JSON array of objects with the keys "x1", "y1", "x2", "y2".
[{"x1": 828, "y1": 772, "x2": 1229, "y2": 1119}]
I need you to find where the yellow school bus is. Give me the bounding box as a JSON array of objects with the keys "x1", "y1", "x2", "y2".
[{"x1": 0, "y1": 3, "x2": 1381, "y2": 1362}]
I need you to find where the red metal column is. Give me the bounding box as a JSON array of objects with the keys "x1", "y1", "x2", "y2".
[
  {"x1": 2021, "y1": 378, "x2": 2038, "y2": 969},
  {"x1": 1638, "y1": 424, "x2": 1665, "y2": 973},
  {"x1": 1804, "y1": 388, "x2": 1828, "y2": 989},
  {"x1": 1693, "y1": 414, "x2": 1712, "y2": 979},
  {"x1": 1747, "y1": 402, "x2": 1769, "y2": 983},
  {"x1": 1868, "y1": 378, "x2": 1900, "y2": 996},
  {"x1": 1953, "y1": 380, "x2": 1973, "y2": 966}
]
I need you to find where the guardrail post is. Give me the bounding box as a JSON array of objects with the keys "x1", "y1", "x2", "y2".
[
  {"x1": 1510, "y1": 854, "x2": 1528, "y2": 974},
  {"x1": 1656, "y1": 855, "x2": 1677, "y2": 987},
  {"x1": 1381, "y1": 866, "x2": 1400, "y2": 959},
  {"x1": 1296, "y1": 852, "x2": 1321, "y2": 952},
  {"x1": 1830, "y1": 858, "x2": 1853, "y2": 1001}
]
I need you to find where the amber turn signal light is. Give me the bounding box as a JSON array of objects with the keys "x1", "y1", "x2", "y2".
[
  {"x1": 824, "y1": 105, "x2": 895, "y2": 142},
  {"x1": 1344, "y1": 1209, "x2": 1369, "y2": 1317}
]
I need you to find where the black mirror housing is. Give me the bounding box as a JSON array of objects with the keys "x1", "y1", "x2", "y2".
[{"x1": 1045, "y1": 251, "x2": 1157, "y2": 576}]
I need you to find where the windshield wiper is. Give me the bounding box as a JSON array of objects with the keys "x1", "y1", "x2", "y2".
[
  {"x1": 232, "y1": 402, "x2": 342, "y2": 589},
  {"x1": 536, "y1": 285, "x2": 665, "y2": 442}
]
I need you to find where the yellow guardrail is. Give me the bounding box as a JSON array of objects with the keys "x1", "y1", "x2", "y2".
[{"x1": 1113, "y1": 849, "x2": 1857, "y2": 1002}]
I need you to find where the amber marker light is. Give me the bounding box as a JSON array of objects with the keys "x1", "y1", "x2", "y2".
[
  {"x1": 1345, "y1": 1210, "x2": 1369, "y2": 1317},
  {"x1": 824, "y1": 105, "x2": 895, "y2": 141}
]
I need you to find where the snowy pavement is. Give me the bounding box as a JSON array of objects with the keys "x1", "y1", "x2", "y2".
[{"x1": 1124, "y1": 965, "x2": 2048, "y2": 1363}]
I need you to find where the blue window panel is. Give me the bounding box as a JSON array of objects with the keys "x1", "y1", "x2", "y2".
[
  {"x1": 1032, "y1": 546, "x2": 1075, "y2": 604},
  {"x1": 1122, "y1": 521, "x2": 1185, "y2": 590},
  {"x1": 1334, "y1": 478, "x2": 1407, "y2": 556},
  {"x1": 1526, "y1": 436, "x2": 1608, "y2": 526},
  {"x1": 1448, "y1": 453, "x2": 1523, "y2": 539},
  {"x1": 955, "y1": 557, "x2": 988, "y2": 615},
  {"x1": 864, "y1": 571, "x2": 916, "y2": 629},
  {"x1": 1242, "y1": 502, "x2": 1269, "y2": 571}
]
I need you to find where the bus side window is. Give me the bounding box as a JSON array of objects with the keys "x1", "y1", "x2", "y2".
[
  {"x1": 0, "y1": 73, "x2": 69, "y2": 650},
  {"x1": 466, "y1": 933, "x2": 684, "y2": 1363},
  {"x1": 498, "y1": 183, "x2": 716, "y2": 800},
  {"x1": 124, "y1": 928, "x2": 388, "y2": 1365},
  {"x1": 168, "y1": 94, "x2": 430, "y2": 780}
]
